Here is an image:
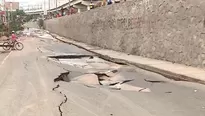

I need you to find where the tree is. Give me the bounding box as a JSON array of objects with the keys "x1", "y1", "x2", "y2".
[
  {"x1": 8, "y1": 9, "x2": 26, "y2": 33},
  {"x1": 0, "y1": 9, "x2": 35, "y2": 35}
]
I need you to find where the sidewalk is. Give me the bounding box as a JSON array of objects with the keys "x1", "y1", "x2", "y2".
[{"x1": 50, "y1": 33, "x2": 205, "y2": 85}]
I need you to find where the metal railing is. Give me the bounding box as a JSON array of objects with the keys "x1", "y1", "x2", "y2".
[{"x1": 24, "y1": 7, "x2": 43, "y2": 11}]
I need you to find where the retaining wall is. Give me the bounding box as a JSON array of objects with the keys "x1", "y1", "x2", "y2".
[{"x1": 44, "y1": 0, "x2": 205, "y2": 68}]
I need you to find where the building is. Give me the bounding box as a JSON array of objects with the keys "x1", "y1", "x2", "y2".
[
  {"x1": 5, "y1": 2, "x2": 19, "y2": 11},
  {"x1": 48, "y1": 0, "x2": 103, "y2": 13},
  {"x1": 24, "y1": 0, "x2": 103, "y2": 15},
  {"x1": 0, "y1": 1, "x2": 19, "y2": 24},
  {"x1": 0, "y1": 10, "x2": 6, "y2": 23}
]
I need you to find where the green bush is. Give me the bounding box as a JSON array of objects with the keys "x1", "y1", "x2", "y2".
[{"x1": 38, "y1": 19, "x2": 44, "y2": 29}]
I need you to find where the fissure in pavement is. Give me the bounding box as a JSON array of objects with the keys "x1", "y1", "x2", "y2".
[
  {"x1": 52, "y1": 84, "x2": 68, "y2": 116},
  {"x1": 23, "y1": 62, "x2": 28, "y2": 71},
  {"x1": 144, "y1": 79, "x2": 166, "y2": 83},
  {"x1": 48, "y1": 55, "x2": 94, "y2": 59}
]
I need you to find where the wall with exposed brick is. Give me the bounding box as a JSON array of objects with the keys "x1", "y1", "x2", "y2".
[{"x1": 45, "y1": 0, "x2": 205, "y2": 68}]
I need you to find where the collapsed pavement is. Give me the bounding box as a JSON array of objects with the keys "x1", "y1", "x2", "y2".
[
  {"x1": 54, "y1": 69, "x2": 151, "y2": 92},
  {"x1": 50, "y1": 54, "x2": 152, "y2": 93}
]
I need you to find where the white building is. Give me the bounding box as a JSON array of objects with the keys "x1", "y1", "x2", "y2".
[{"x1": 24, "y1": 0, "x2": 103, "y2": 15}]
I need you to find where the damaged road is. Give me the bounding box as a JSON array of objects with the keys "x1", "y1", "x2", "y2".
[
  {"x1": 53, "y1": 69, "x2": 151, "y2": 92},
  {"x1": 52, "y1": 84, "x2": 68, "y2": 116},
  {"x1": 49, "y1": 54, "x2": 94, "y2": 59},
  {"x1": 0, "y1": 29, "x2": 204, "y2": 116}
]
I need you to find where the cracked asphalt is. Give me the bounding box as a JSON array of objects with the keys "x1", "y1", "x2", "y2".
[{"x1": 0, "y1": 31, "x2": 205, "y2": 116}]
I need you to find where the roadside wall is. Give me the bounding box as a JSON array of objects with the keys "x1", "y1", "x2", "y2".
[{"x1": 44, "y1": 0, "x2": 205, "y2": 68}]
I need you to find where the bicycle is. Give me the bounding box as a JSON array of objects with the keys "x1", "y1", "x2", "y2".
[{"x1": 3, "y1": 40, "x2": 24, "y2": 51}]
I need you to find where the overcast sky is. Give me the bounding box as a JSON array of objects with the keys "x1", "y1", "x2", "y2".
[{"x1": 5, "y1": 0, "x2": 43, "y2": 6}]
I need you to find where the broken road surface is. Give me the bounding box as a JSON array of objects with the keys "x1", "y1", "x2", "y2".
[{"x1": 0, "y1": 29, "x2": 204, "y2": 116}]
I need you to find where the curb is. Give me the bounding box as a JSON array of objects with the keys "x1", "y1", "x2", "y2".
[{"x1": 49, "y1": 33, "x2": 205, "y2": 85}]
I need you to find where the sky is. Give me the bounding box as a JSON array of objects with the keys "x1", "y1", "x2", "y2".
[
  {"x1": 2, "y1": 0, "x2": 56, "y2": 9},
  {"x1": 6, "y1": 0, "x2": 43, "y2": 4},
  {"x1": 3, "y1": 0, "x2": 44, "y2": 6},
  {"x1": 2, "y1": 0, "x2": 45, "y2": 9}
]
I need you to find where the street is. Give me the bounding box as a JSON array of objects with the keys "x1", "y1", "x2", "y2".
[{"x1": 0, "y1": 30, "x2": 204, "y2": 116}]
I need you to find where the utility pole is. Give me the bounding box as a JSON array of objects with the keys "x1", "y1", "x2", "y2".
[
  {"x1": 69, "y1": 0, "x2": 70, "y2": 8},
  {"x1": 56, "y1": 0, "x2": 57, "y2": 8},
  {"x1": 43, "y1": 0, "x2": 47, "y2": 16},
  {"x1": 2, "y1": 0, "x2": 6, "y2": 23},
  {"x1": 44, "y1": 0, "x2": 46, "y2": 10},
  {"x1": 2, "y1": 0, "x2": 5, "y2": 11},
  {"x1": 68, "y1": 0, "x2": 70, "y2": 14}
]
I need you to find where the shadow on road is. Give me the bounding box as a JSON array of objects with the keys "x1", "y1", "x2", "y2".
[{"x1": 0, "y1": 51, "x2": 10, "y2": 54}]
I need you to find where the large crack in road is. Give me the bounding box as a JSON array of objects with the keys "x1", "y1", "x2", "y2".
[
  {"x1": 48, "y1": 54, "x2": 94, "y2": 59},
  {"x1": 58, "y1": 91, "x2": 68, "y2": 116},
  {"x1": 52, "y1": 84, "x2": 68, "y2": 116}
]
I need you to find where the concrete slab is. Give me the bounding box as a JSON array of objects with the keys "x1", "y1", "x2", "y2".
[
  {"x1": 119, "y1": 84, "x2": 151, "y2": 92},
  {"x1": 72, "y1": 74, "x2": 100, "y2": 85}
]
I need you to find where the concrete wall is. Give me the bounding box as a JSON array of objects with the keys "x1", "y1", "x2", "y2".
[{"x1": 45, "y1": 0, "x2": 205, "y2": 68}]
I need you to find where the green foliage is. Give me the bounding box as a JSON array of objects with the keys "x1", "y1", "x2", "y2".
[
  {"x1": 0, "y1": 9, "x2": 38, "y2": 34},
  {"x1": 38, "y1": 19, "x2": 44, "y2": 29},
  {"x1": 0, "y1": 24, "x2": 4, "y2": 32},
  {"x1": 7, "y1": 9, "x2": 26, "y2": 33},
  {"x1": 11, "y1": 9, "x2": 26, "y2": 17}
]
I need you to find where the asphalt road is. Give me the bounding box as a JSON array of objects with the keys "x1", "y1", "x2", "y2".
[{"x1": 0, "y1": 32, "x2": 204, "y2": 116}]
